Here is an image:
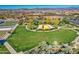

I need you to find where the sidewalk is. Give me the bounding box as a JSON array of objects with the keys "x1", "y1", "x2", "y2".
[
  {"x1": 3, "y1": 24, "x2": 19, "y2": 54},
  {"x1": 4, "y1": 42, "x2": 17, "y2": 54}
]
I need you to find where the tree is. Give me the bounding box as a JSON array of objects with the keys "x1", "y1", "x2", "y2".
[
  {"x1": 62, "y1": 18, "x2": 69, "y2": 24},
  {"x1": 45, "y1": 16, "x2": 51, "y2": 24},
  {"x1": 0, "y1": 15, "x2": 6, "y2": 19},
  {"x1": 27, "y1": 18, "x2": 34, "y2": 29},
  {"x1": 34, "y1": 18, "x2": 39, "y2": 26},
  {"x1": 18, "y1": 19, "x2": 23, "y2": 25},
  {"x1": 53, "y1": 17, "x2": 60, "y2": 28}
]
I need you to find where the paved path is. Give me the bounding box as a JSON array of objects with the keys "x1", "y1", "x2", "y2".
[
  {"x1": 3, "y1": 33, "x2": 11, "y2": 39},
  {"x1": 3, "y1": 24, "x2": 19, "y2": 54},
  {"x1": 11, "y1": 24, "x2": 19, "y2": 32},
  {"x1": 0, "y1": 28, "x2": 12, "y2": 31},
  {"x1": 4, "y1": 42, "x2": 17, "y2": 54},
  {"x1": 1, "y1": 24, "x2": 19, "y2": 40},
  {"x1": 72, "y1": 36, "x2": 79, "y2": 43}
]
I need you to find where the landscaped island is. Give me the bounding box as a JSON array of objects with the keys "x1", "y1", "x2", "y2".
[{"x1": 7, "y1": 25, "x2": 77, "y2": 52}]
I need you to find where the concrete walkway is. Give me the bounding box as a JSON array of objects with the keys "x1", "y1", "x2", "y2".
[
  {"x1": 72, "y1": 36, "x2": 79, "y2": 43},
  {"x1": 3, "y1": 33, "x2": 11, "y2": 39},
  {"x1": 4, "y1": 42, "x2": 17, "y2": 54},
  {"x1": 0, "y1": 28, "x2": 12, "y2": 31},
  {"x1": 11, "y1": 24, "x2": 19, "y2": 33},
  {"x1": 3, "y1": 24, "x2": 19, "y2": 54},
  {"x1": 76, "y1": 36, "x2": 79, "y2": 43}
]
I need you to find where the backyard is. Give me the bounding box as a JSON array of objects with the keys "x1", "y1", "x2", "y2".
[{"x1": 7, "y1": 25, "x2": 77, "y2": 52}]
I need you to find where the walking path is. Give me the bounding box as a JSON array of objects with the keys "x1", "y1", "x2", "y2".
[
  {"x1": 3, "y1": 33, "x2": 10, "y2": 39},
  {"x1": 2, "y1": 24, "x2": 19, "y2": 40},
  {"x1": 11, "y1": 24, "x2": 19, "y2": 33},
  {"x1": 0, "y1": 28, "x2": 12, "y2": 31},
  {"x1": 3, "y1": 24, "x2": 19, "y2": 54},
  {"x1": 72, "y1": 27, "x2": 79, "y2": 43},
  {"x1": 4, "y1": 42, "x2": 17, "y2": 54},
  {"x1": 26, "y1": 25, "x2": 59, "y2": 32},
  {"x1": 72, "y1": 36, "x2": 79, "y2": 43}
]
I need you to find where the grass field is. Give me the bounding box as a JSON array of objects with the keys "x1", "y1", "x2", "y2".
[
  {"x1": 0, "y1": 45, "x2": 9, "y2": 54},
  {"x1": 8, "y1": 25, "x2": 77, "y2": 52}
]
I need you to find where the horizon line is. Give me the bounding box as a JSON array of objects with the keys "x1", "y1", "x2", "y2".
[{"x1": 0, "y1": 5, "x2": 79, "y2": 9}]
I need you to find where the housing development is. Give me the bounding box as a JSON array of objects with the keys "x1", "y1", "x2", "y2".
[{"x1": 0, "y1": 5, "x2": 79, "y2": 54}]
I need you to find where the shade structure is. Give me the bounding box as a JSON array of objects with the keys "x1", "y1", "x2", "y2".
[{"x1": 37, "y1": 24, "x2": 54, "y2": 30}]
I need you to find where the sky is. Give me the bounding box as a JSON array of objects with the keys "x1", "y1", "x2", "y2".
[{"x1": 0, "y1": 5, "x2": 79, "y2": 9}]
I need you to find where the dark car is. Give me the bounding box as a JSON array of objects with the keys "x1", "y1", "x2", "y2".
[
  {"x1": 0, "y1": 19, "x2": 5, "y2": 24},
  {"x1": 0, "y1": 39, "x2": 6, "y2": 45}
]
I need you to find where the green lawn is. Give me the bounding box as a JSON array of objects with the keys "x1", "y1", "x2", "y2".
[
  {"x1": 0, "y1": 45, "x2": 9, "y2": 54},
  {"x1": 8, "y1": 25, "x2": 77, "y2": 52}
]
